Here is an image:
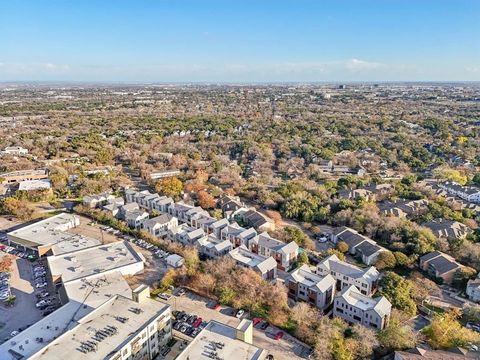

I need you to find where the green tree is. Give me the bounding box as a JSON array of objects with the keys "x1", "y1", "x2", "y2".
[
  {"x1": 379, "y1": 272, "x2": 417, "y2": 316},
  {"x1": 423, "y1": 310, "x2": 480, "y2": 349},
  {"x1": 375, "y1": 251, "x2": 397, "y2": 270},
  {"x1": 378, "y1": 310, "x2": 417, "y2": 351}
]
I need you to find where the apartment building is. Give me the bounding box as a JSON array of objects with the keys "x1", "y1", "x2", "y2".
[
  {"x1": 316, "y1": 254, "x2": 379, "y2": 296},
  {"x1": 285, "y1": 264, "x2": 335, "y2": 312},
  {"x1": 30, "y1": 290, "x2": 172, "y2": 360},
  {"x1": 333, "y1": 285, "x2": 391, "y2": 330}
]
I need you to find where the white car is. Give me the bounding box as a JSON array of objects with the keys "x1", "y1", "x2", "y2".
[
  {"x1": 236, "y1": 309, "x2": 245, "y2": 318},
  {"x1": 36, "y1": 283, "x2": 47, "y2": 289}
]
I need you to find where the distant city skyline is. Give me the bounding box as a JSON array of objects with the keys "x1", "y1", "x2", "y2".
[{"x1": 1, "y1": 0, "x2": 479, "y2": 82}]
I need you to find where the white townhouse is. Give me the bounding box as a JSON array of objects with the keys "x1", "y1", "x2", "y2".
[
  {"x1": 229, "y1": 245, "x2": 277, "y2": 280},
  {"x1": 248, "y1": 232, "x2": 299, "y2": 271},
  {"x1": 221, "y1": 223, "x2": 257, "y2": 248},
  {"x1": 142, "y1": 214, "x2": 178, "y2": 238},
  {"x1": 125, "y1": 210, "x2": 149, "y2": 230},
  {"x1": 439, "y1": 181, "x2": 480, "y2": 204},
  {"x1": 333, "y1": 285, "x2": 391, "y2": 330},
  {"x1": 316, "y1": 254, "x2": 379, "y2": 296},
  {"x1": 285, "y1": 264, "x2": 336, "y2": 312},
  {"x1": 195, "y1": 235, "x2": 233, "y2": 259}
]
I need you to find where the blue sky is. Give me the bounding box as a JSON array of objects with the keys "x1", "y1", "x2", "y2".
[{"x1": 0, "y1": 0, "x2": 479, "y2": 82}]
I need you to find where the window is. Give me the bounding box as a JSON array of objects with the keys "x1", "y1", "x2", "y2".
[
  {"x1": 353, "y1": 315, "x2": 361, "y2": 321},
  {"x1": 336, "y1": 308, "x2": 344, "y2": 314},
  {"x1": 362, "y1": 283, "x2": 367, "y2": 288}
]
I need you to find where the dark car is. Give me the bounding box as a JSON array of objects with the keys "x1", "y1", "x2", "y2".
[
  {"x1": 260, "y1": 322, "x2": 269, "y2": 330},
  {"x1": 187, "y1": 315, "x2": 197, "y2": 325},
  {"x1": 161, "y1": 347, "x2": 171, "y2": 356}
]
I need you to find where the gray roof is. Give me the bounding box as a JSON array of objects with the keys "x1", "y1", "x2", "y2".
[{"x1": 355, "y1": 241, "x2": 384, "y2": 257}]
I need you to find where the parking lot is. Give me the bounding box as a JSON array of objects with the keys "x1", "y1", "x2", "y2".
[
  {"x1": 0, "y1": 256, "x2": 56, "y2": 343},
  {"x1": 158, "y1": 289, "x2": 311, "y2": 359},
  {"x1": 68, "y1": 217, "x2": 169, "y2": 288}
]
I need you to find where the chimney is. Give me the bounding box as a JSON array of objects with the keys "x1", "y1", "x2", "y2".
[
  {"x1": 132, "y1": 284, "x2": 150, "y2": 303},
  {"x1": 235, "y1": 319, "x2": 253, "y2": 345}
]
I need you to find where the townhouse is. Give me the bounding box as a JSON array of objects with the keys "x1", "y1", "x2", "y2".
[
  {"x1": 249, "y1": 232, "x2": 299, "y2": 271},
  {"x1": 168, "y1": 224, "x2": 206, "y2": 245},
  {"x1": 142, "y1": 214, "x2": 178, "y2": 238},
  {"x1": 196, "y1": 235, "x2": 233, "y2": 259},
  {"x1": 333, "y1": 285, "x2": 391, "y2": 330},
  {"x1": 221, "y1": 223, "x2": 257, "y2": 248},
  {"x1": 467, "y1": 274, "x2": 480, "y2": 303},
  {"x1": 331, "y1": 227, "x2": 386, "y2": 265},
  {"x1": 125, "y1": 210, "x2": 149, "y2": 230},
  {"x1": 237, "y1": 209, "x2": 276, "y2": 232},
  {"x1": 421, "y1": 219, "x2": 472, "y2": 240},
  {"x1": 229, "y1": 245, "x2": 277, "y2": 280},
  {"x1": 316, "y1": 254, "x2": 379, "y2": 296},
  {"x1": 285, "y1": 264, "x2": 335, "y2": 312},
  {"x1": 419, "y1": 251, "x2": 464, "y2": 285},
  {"x1": 117, "y1": 202, "x2": 140, "y2": 220},
  {"x1": 218, "y1": 195, "x2": 245, "y2": 220},
  {"x1": 438, "y1": 181, "x2": 480, "y2": 204}
]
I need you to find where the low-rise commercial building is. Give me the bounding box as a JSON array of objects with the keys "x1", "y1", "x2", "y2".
[
  {"x1": 176, "y1": 320, "x2": 267, "y2": 360},
  {"x1": 6, "y1": 213, "x2": 100, "y2": 257}
]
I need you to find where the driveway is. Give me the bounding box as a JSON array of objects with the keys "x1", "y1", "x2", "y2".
[{"x1": 160, "y1": 290, "x2": 311, "y2": 359}]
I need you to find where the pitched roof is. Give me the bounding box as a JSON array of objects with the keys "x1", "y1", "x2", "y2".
[{"x1": 318, "y1": 254, "x2": 379, "y2": 282}]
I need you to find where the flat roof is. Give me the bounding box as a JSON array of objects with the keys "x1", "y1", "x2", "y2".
[
  {"x1": 48, "y1": 241, "x2": 143, "y2": 283},
  {"x1": 176, "y1": 321, "x2": 266, "y2": 360},
  {"x1": 0, "y1": 272, "x2": 133, "y2": 360},
  {"x1": 7, "y1": 213, "x2": 101, "y2": 253},
  {"x1": 18, "y1": 179, "x2": 51, "y2": 191},
  {"x1": 30, "y1": 296, "x2": 170, "y2": 360}
]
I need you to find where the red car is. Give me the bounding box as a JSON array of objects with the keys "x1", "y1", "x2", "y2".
[
  {"x1": 193, "y1": 317, "x2": 203, "y2": 328},
  {"x1": 252, "y1": 317, "x2": 263, "y2": 326},
  {"x1": 213, "y1": 303, "x2": 221, "y2": 311},
  {"x1": 274, "y1": 331, "x2": 284, "y2": 341}
]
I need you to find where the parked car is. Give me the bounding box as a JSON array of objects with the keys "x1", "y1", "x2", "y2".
[
  {"x1": 253, "y1": 317, "x2": 263, "y2": 326},
  {"x1": 177, "y1": 288, "x2": 186, "y2": 296},
  {"x1": 260, "y1": 322, "x2": 269, "y2": 330},
  {"x1": 35, "y1": 282, "x2": 47, "y2": 289},
  {"x1": 274, "y1": 331, "x2": 284, "y2": 340},
  {"x1": 236, "y1": 309, "x2": 245, "y2": 318},
  {"x1": 158, "y1": 293, "x2": 171, "y2": 301},
  {"x1": 193, "y1": 317, "x2": 203, "y2": 328}
]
